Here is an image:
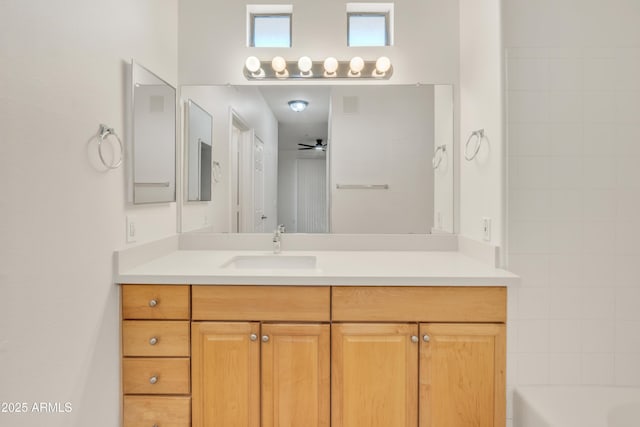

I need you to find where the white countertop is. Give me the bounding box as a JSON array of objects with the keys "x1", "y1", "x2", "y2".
[{"x1": 116, "y1": 249, "x2": 519, "y2": 286}]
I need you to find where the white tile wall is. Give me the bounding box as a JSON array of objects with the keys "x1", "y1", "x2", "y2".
[{"x1": 507, "y1": 47, "x2": 640, "y2": 422}]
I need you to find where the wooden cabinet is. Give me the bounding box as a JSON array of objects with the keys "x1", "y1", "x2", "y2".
[
  {"x1": 420, "y1": 323, "x2": 506, "y2": 427},
  {"x1": 191, "y1": 322, "x2": 260, "y2": 427},
  {"x1": 121, "y1": 285, "x2": 191, "y2": 427},
  {"x1": 331, "y1": 323, "x2": 418, "y2": 427},
  {"x1": 262, "y1": 324, "x2": 330, "y2": 427},
  {"x1": 332, "y1": 287, "x2": 506, "y2": 427},
  {"x1": 121, "y1": 284, "x2": 506, "y2": 427},
  {"x1": 191, "y1": 322, "x2": 330, "y2": 427}
]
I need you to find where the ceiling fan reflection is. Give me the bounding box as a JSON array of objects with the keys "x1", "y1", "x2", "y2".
[{"x1": 298, "y1": 138, "x2": 327, "y2": 151}]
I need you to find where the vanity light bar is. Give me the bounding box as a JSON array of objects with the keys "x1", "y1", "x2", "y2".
[{"x1": 244, "y1": 56, "x2": 393, "y2": 80}]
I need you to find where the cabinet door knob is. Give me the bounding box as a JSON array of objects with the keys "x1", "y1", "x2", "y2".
[
  {"x1": 149, "y1": 337, "x2": 158, "y2": 345},
  {"x1": 148, "y1": 299, "x2": 158, "y2": 307},
  {"x1": 149, "y1": 376, "x2": 158, "y2": 384},
  {"x1": 250, "y1": 334, "x2": 258, "y2": 341},
  {"x1": 423, "y1": 334, "x2": 430, "y2": 342},
  {"x1": 262, "y1": 335, "x2": 270, "y2": 343},
  {"x1": 411, "y1": 335, "x2": 419, "y2": 343}
]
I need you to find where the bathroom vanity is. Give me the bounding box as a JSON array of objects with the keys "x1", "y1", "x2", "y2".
[{"x1": 116, "y1": 237, "x2": 517, "y2": 427}]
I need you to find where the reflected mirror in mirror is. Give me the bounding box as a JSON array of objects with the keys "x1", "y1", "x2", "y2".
[
  {"x1": 130, "y1": 60, "x2": 176, "y2": 204},
  {"x1": 180, "y1": 84, "x2": 454, "y2": 234},
  {"x1": 186, "y1": 99, "x2": 213, "y2": 201}
]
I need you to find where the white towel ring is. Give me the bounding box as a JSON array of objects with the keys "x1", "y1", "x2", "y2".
[
  {"x1": 212, "y1": 161, "x2": 222, "y2": 183},
  {"x1": 432, "y1": 145, "x2": 447, "y2": 170},
  {"x1": 97, "y1": 124, "x2": 124, "y2": 169},
  {"x1": 464, "y1": 129, "x2": 485, "y2": 161}
]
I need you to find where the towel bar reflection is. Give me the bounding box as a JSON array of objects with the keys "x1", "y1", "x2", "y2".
[
  {"x1": 336, "y1": 184, "x2": 389, "y2": 190},
  {"x1": 134, "y1": 182, "x2": 171, "y2": 187},
  {"x1": 97, "y1": 124, "x2": 124, "y2": 169},
  {"x1": 432, "y1": 145, "x2": 447, "y2": 169},
  {"x1": 464, "y1": 129, "x2": 485, "y2": 161}
]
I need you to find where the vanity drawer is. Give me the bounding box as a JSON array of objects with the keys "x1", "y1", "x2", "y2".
[
  {"x1": 123, "y1": 395, "x2": 190, "y2": 427},
  {"x1": 332, "y1": 286, "x2": 506, "y2": 322},
  {"x1": 123, "y1": 358, "x2": 190, "y2": 395},
  {"x1": 123, "y1": 321, "x2": 190, "y2": 357},
  {"x1": 122, "y1": 285, "x2": 190, "y2": 320},
  {"x1": 192, "y1": 285, "x2": 330, "y2": 321}
]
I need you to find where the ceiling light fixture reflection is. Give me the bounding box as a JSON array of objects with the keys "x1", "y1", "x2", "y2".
[{"x1": 288, "y1": 100, "x2": 309, "y2": 112}]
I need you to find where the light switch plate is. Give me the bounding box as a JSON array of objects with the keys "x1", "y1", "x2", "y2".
[
  {"x1": 482, "y1": 217, "x2": 491, "y2": 242},
  {"x1": 126, "y1": 215, "x2": 137, "y2": 243}
]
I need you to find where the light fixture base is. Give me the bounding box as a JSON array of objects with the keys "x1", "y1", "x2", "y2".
[{"x1": 244, "y1": 59, "x2": 393, "y2": 80}]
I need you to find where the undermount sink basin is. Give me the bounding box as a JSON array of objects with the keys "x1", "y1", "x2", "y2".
[{"x1": 222, "y1": 255, "x2": 317, "y2": 269}]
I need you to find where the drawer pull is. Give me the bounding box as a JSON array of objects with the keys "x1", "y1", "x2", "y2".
[
  {"x1": 411, "y1": 335, "x2": 419, "y2": 343},
  {"x1": 423, "y1": 334, "x2": 430, "y2": 343},
  {"x1": 149, "y1": 376, "x2": 158, "y2": 385},
  {"x1": 149, "y1": 337, "x2": 158, "y2": 346},
  {"x1": 262, "y1": 335, "x2": 270, "y2": 343},
  {"x1": 250, "y1": 334, "x2": 258, "y2": 342},
  {"x1": 149, "y1": 299, "x2": 158, "y2": 307}
]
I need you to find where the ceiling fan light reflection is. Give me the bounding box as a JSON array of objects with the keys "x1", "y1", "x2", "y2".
[{"x1": 288, "y1": 100, "x2": 309, "y2": 112}]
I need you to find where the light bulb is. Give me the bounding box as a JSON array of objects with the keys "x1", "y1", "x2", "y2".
[
  {"x1": 349, "y1": 56, "x2": 365, "y2": 74},
  {"x1": 298, "y1": 56, "x2": 313, "y2": 73},
  {"x1": 375, "y1": 56, "x2": 391, "y2": 74},
  {"x1": 323, "y1": 57, "x2": 338, "y2": 74},
  {"x1": 245, "y1": 56, "x2": 261, "y2": 73},
  {"x1": 271, "y1": 56, "x2": 287, "y2": 73}
]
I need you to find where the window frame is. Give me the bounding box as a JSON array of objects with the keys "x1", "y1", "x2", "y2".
[
  {"x1": 347, "y1": 11, "x2": 390, "y2": 47},
  {"x1": 249, "y1": 12, "x2": 292, "y2": 48}
]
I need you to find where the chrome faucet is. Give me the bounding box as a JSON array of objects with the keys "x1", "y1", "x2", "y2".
[{"x1": 273, "y1": 224, "x2": 285, "y2": 254}]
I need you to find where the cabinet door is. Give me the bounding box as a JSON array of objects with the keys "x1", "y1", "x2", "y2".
[
  {"x1": 262, "y1": 324, "x2": 330, "y2": 427},
  {"x1": 332, "y1": 323, "x2": 418, "y2": 427},
  {"x1": 419, "y1": 323, "x2": 506, "y2": 427},
  {"x1": 191, "y1": 322, "x2": 260, "y2": 427}
]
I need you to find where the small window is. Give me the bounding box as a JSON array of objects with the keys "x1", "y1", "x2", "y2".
[
  {"x1": 346, "y1": 3, "x2": 393, "y2": 47},
  {"x1": 247, "y1": 5, "x2": 293, "y2": 47},
  {"x1": 348, "y1": 13, "x2": 388, "y2": 46}
]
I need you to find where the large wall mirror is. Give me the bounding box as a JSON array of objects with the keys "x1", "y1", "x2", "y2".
[
  {"x1": 130, "y1": 60, "x2": 176, "y2": 204},
  {"x1": 180, "y1": 84, "x2": 454, "y2": 234},
  {"x1": 186, "y1": 99, "x2": 213, "y2": 202}
]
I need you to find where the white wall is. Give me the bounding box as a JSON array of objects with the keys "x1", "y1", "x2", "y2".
[
  {"x1": 330, "y1": 85, "x2": 435, "y2": 233},
  {"x1": 504, "y1": 0, "x2": 640, "y2": 425},
  {"x1": 179, "y1": 0, "x2": 460, "y2": 86},
  {"x1": 433, "y1": 85, "x2": 455, "y2": 233},
  {"x1": 180, "y1": 86, "x2": 278, "y2": 232},
  {"x1": 459, "y1": 0, "x2": 504, "y2": 246},
  {"x1": 0, "y1": 1, "x2": 177, "y2": 426}
]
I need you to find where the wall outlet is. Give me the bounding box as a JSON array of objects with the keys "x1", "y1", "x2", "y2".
[
  {"x1": 482, "y1": 217, "x2": 491, "y2": 242},
  {"x1": 126, "y1": 215, "x2": 137, "y2": 243}
]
